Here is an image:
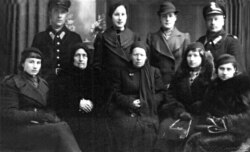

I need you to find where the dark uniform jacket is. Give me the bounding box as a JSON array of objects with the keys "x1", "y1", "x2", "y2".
[
  {"x1": 147, "y1": 27, "x2": 190, "y2": 85},
  {"x1": 0, "y1": 72, "x2": 81, "y2": 152},
  {"x1": 32, "y1": 25, "x2": 82, "y2": 80},
  {"x1": 184, "y1": 74, "x2": 250, "y2": 152},
  {"x1": 198, "y1": 30, "x2": 246, "y2": 72},
  {"x1": 93, "y1": 27, "x2": 140, "y2": 85}
]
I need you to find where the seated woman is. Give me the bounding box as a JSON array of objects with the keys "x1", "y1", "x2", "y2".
[
  {"x1": 184, "y1": 54, "x2": 250, "y2": 152},
  {"x1": 108, "y1": 41, "x2": 166, "y2": 152},
  {"x1": 154, "y1": 42, "x2": 213, "y2": 152},
  {"x1": 54, "y1": 43, "x2": 109, "y2": 152},
  {"x1": 0, "y1": 48, "x2": 81, "y2": 152}
]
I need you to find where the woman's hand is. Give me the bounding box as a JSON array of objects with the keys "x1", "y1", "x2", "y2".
[
  {"x1": 79, "y1": 99, "x2": 93, "y2": 113},
  {"x1": 132, "y1": 99, "x2": 141, "y2": 108}
]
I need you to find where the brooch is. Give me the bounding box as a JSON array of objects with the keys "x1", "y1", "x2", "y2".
[{"x1": 129, "y1": 73, "x2": 134, "y2": 77}]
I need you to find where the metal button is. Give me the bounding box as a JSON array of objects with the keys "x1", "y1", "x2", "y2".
[
  {"x1": 57, "y1": 56, "x2": 60, "y2": 59},
  {"x1": 57, "y1": 64, "x2": 60, "y2": 67},
  {"x1": 56, "y1": 49, "x2": 60, "y2": 52},
  {"x1": 57, "y1": 42, "x2": 60, "y2": 45}
]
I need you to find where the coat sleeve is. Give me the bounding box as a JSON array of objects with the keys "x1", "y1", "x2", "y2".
[
  {"x1": 183, "y1": 33, "x2": 191, "y2": 52},
  {"x1": 159, "y1": 77, "x2": 185, "y2": 119},
  {"x1": 93, "y1": 33, "x2": 104, "y2": 73},
  {"x1": 0, "y1": 78, "x2": 57, "y2": 124},
  {"x1": 225, "y1": 91, "x2": 250, "y2": 135},
  {"x1": 226, "y1": 36, "x2": 246, "y2": 72},
  {"x1": 153, "y1": 68, "x2": 166, "y2": 106},
  {"x1": 112, "y1": 70, "x2": 136, "y2": 110}
]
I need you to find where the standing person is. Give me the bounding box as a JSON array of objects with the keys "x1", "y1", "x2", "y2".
[
  {"x1": 0, "y1": 48, "x2": 81, "y2": 152},
  {"x1": 154, "y1": 42, "x2": 213, "y2": 152},
  {"x1": 32, "y1": 0, "x2": 82, "y2": 83},
  {"x1": 197, "y1": 1, "x2": 245, "y2": 72},
  {"x1": 108, "y1": 41, "x2": 166, "y2": 152},
  {"x1": 146, "y1": 1, "x2": 190, "y2": 87},
  {"x1": 184, "y1": 54, "x2": 250, "y2": 152},
  {"x1": 93, "y1": 0, "x2": 140, "y2": 105}
]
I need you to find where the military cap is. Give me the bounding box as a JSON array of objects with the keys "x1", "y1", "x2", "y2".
[
  {"x1": 203, "y1": 2, "x2": 226, "y2": 18},
  {"x1": 48, "y1": 0, "x2": 71, "y2": 11}
]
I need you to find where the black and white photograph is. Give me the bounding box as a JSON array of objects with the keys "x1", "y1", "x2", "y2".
[{"x1": 1, "y1": 0, "x2": 250, "y2": 152}]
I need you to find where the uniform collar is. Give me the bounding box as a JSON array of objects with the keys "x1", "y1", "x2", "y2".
[{"x1": 47, "y1": 25, "x2": 68, "y2": 40}]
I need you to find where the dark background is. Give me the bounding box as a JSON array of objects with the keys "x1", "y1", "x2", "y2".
[{"x1": 0, "y1": 0, "x2": 249, "y2": 77}]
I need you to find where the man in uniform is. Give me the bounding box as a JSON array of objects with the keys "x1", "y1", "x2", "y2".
[
  {"x1": 198, "y1": 1, "x2": 245, "y2": 72},
  {"x1": 32, "y1": 0, "x2": 82, "y2": 83}
]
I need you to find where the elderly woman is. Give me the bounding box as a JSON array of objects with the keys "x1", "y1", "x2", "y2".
[
  {"x1": 108, "y1": 41, "x2": 166, "y2": 152},
  {"x1": 184, "y1": 54, "x2": 250, "y2": 152},
  {"x1": 154, "y1": 42, "x2": 213, "y2": 152},
  {"x1": 0, "y1": 48, "x2": 81, "y2": 152},
  {"x1": 93, "y1": 1, "x2": 140, "y2": 104},
  {"x1": 54, "y1": 43, "x2": 109, "y2": 152}
]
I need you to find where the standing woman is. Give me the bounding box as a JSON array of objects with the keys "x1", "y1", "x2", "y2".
[
  {"x1": 184, "y1": 54, "x2": 250, "y2": 152},
  {"x1": 0, "y1": 48, "x2": 81, "y2": 152},
  {"x1": 109, "y1": 41, "x2": 166, "y2": 152},
  {"x1": 93, "y1": 0, "x2": 140, "y2": 104},
  {"x1": 154, "y1": 42, "x2": 213, "y2": 152},
  {"x1": 146, "y1": 1, "x2": 190, "y2": 87}
]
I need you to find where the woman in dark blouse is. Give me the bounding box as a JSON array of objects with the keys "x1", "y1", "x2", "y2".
[
  {"x1": 0, "y1": 47, "x2": 81, "y2": 152},
  {"x1": 108, "y1": 41, "x2": 166, "y2": 152},
  {"x1": 93, "y1": 1, "x2": 140, "y2": 104}
]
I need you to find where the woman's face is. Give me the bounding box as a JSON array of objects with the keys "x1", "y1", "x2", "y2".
[
  {"x1": 187, "y1": 50, "x2": 202, "y2": 68},
  {"x1": 112, "y1": 5, "x2": 127, "y2": 31},
  {"x1": 22, "y1": 58, "x2": 42, "y2": 76},
  {"x1": 73, "y1": 48, "x2": 88, "y2": 70},
  {"x1": 160, "y1": 12, "x2": 177, "y2": 30},
  {"x1": 131, "y1": 47, "x2": 147, "y2": 68},
  {"x1": 217, "y1": 63, "x2": 236, "y2": 81}
]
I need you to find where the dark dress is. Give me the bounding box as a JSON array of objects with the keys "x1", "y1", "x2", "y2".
[
  {"x1": 184, "y1": 74, "x2": 250, "y2": 152},
  {"x1": 108, "y1": 63, "x2": 166, "y2": 152},
  {"x1": 146, "y1": 27, "x2": 190, "y2": 86},
  {"x1": 0, "y1": 72, "x2": 81, "y2": 152},
  {"x1": 32, "y1": 25, "x2": 82, "y2": 82},
  {"x1": 55, "y1": 66, "x2": 110, "y2": 152},
  {"x1": 197, "y1": 30, "x2": 246, "y2": 72}
]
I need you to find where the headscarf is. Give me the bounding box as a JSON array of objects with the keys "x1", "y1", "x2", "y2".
[{"x1": 130, "y1": 41, "x2": 155, "y2": 116}]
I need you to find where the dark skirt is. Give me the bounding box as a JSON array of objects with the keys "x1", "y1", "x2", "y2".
[
  {"x1": 1, "y1": 121, "x2": 81, "y2": 152},
  {"x1": 63, "y1": 115, "x2": 111, "y2": 152},
  {"x1": 107, "y1": 114, "x2": 157, "y2": 152}
]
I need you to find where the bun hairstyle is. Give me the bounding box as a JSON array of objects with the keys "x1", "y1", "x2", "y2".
[{"x1": 108, "y1": 0, "x2": 127, "y2": 18}]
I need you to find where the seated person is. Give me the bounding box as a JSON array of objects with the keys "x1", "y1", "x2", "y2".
[
  {"x1": 184, "y1": 54, "x2": 250, "y2": 152},
  {"x1": 108, "y1": 41, "x2": 166, "y2": 152},
  {"x1": 154, "y1": 42, "x2": 213, "y2": 152},
  {"x1": 0, "y1": 47, "x2": 81, "y2": 152}
]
